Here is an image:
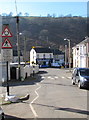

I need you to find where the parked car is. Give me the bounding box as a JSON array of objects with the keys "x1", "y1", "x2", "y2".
[
  {"x1": 51, "y1": 63, "x2": 62, "y2": 68},
  {"x1": 72, "y1": 67, "x2": 89, "y2": 89},
  {"x1": 0, "y1": 107, "x2": 4, "y2": 120}
]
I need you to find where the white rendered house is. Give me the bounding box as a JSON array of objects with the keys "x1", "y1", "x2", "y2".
[
  {"x1": 30, "y1": 47, "x2": 53, "y2": 66},
  {"x1": 72, "y1": 37, "x2": 89, "y2": 68}
]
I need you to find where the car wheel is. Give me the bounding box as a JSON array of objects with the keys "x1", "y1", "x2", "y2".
[
  {"x1": 78, "y1": 81, "x2": 82, "y2": 89},
  {"x1": 72, "y1": 79, "x2": 75, "y2": 85}
]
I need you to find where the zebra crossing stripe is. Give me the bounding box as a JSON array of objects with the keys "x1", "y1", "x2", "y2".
[{"x1": 62, "y1": 77, "x2": 65, "y2": 79}]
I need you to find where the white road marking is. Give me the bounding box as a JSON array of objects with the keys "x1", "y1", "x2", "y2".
[
  {"x1": 41, "y1": 80, "x2": 43, "y2": 83},
  {"x1": 68, "y1": 77, "x2": 71, "y2": 79},
  {"x1": 30, "y1": 83, "x2": 41, "y2": 118},
  {"x1": 62, "y1": 76, "x2": 65, "y2": 79},
  {"x1": 55, "y1": 76, "x2": 58, "y2": 79},
  {"x1": 48, "y1": 76, "x2": 51, "y2": 79},
  {"x1": 41, "y1": 76, "x2": 45, "y2": 79},
  {"x1": 51, "y1": 78, "x2": 54, "y2": 80}
]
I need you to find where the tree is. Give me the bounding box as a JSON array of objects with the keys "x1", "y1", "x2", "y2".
[
  {"x1": 39, "y1": 29, "x2": 49, "y2": 42},
  {"x1": 65, "y1": 14, "x2": 72, "y2": 17},
  {"x1": 24, "y1": 12, "x2": 29, "y2": 16},
  {"x1": 47, "y1": 14, "x2": 51, "y2": 17},
  {"x1": 17, "y1": 12, "x2": 22, "y2": 16},
  {"x1": 52, "y1": 13, "x2": 56, "y2": 18},
  {"x1": 2, "y1": 13, "x2": 8, "y2": 16},
  {"x1": 8, "y1": 12, "x2": 13, "y2": 16},
  {"x1": 39, "y1": 29, "x2": 49, "y2": 37}
]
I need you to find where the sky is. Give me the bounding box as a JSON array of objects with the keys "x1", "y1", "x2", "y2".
[{"x1": 0, "y1": 0, "x2": 88, "y2": 17}]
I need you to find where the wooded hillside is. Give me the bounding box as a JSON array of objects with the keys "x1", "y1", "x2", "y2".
[{"x1": 2, "y1": 16, "x2": 87, "y2": 51}]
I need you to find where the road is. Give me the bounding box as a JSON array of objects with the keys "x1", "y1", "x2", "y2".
[{"x1": 2, "y1": 68, "x2": 89, "y2": 119}]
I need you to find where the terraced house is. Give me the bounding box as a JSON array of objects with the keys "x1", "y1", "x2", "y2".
[{"x1": 72, "y1": 37, "x2": 89, "y2": 68}]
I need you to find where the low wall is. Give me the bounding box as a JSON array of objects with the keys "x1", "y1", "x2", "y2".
[
  {"x1": 20, "y1": 64, "x2": 39, "y2": 80},
  {"x1": 1, "y1": 62, "x2": 10, "y2": 83}
]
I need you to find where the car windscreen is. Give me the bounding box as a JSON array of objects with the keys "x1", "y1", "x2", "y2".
[{"x1": 80, "y1": 69, "x2": 89, "y2": 76}]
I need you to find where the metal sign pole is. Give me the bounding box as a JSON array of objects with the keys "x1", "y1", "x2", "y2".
[
  {"x1": 6, "y1": 61, "x2": 9, "y2": 96},
  {"x1": 1, "y1": 24, "x2": 13, "y2": 96}
]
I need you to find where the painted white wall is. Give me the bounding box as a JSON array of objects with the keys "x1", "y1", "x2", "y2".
[
  {"x1": 36, "y1": 53, "x2": 53, "y2": 59},
  {"x1": 30, "y1": 48, "x2": 37, "y2": 65},
  {"x1": 20, "y1": 65, "x2": 39, "y2": 79},
  {"x1": 73, "y1": 42, "x2": 88, "y2": 68},
  {"x1": 30, "y1": 48, "x2": 53, "y2": 65}
]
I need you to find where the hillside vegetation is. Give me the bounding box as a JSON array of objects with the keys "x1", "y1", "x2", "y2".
[{"x1": 2, "y1": 16, "x2": 87, "y2": 51}]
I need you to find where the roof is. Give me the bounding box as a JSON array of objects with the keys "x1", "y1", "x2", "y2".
[
  {"x1": 51, "y1": 49, "x2": 64, "y2": 55},
  {"x1": 33, "y1": 47, "x2": 64, "y2": 55},
  {"x1": 34, "y1": 48, "x2": 52, "y2": 53},
  {"x1": 72, "y1": 37, "x2": 89, "y2": 49}
]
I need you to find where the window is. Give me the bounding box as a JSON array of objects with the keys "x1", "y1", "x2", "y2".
[
  {"x1": 43, "y1": 54, "x2": 45, "y2": 58},
  {"x1": 37, "y1": 54, "x2": 39, "y2": 58},
  {"x1": 50, "y1": 54, "x2": 52, "y2": 58},
  {"x1": 77, "y1": 48, "x2": 79, "y2": 50}
]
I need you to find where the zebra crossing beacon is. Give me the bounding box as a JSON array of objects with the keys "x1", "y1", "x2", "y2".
[{"x1": 1, "y1": 24, "x2": 13, "y2": 96}]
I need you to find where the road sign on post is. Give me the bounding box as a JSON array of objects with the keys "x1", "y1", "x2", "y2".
[
  {"x1": 2, "y1": 38, "x2": 12, "y2": 49},
  {"x1": 1, "y1": 24, "x2": 13, "y2": 96},
  {"x1": 1, "y1": 25, "x2": 13, "y2": 62},
  {"x1": 1, "y1": 49, "x2": 13, "y2": 62},
  {"x1": 2, "y1": 26, "x2": 13, "y2": 37}
]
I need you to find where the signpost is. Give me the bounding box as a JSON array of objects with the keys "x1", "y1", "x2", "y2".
[
  {"x1": 2, "y1": 26, "x2": 13, "y2": 37},
  {"x1": 1, "y1": 24, "x2": 13, "y2": 96}
]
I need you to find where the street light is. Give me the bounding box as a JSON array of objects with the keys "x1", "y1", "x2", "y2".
[
  {"x1": 64, "y1": 38, "x2": 71, "y2": 71},
  {"x1": 65, "y1": 45, "x2": 67, "y2": 68}
]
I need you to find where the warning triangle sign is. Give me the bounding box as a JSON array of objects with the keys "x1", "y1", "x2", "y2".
[
  {"x1": 2, "y1": 38, "x2": 12, "y2": 49},
  {"x1": 2, "y1": 26, "x2": 13, "y2": 37}
]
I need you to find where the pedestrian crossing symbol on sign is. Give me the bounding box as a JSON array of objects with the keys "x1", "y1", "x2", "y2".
[
  {"x1": 2, "y1": 26, "x2": 13, "y2": 37},
  {"x1": 2, "y1": 38, "x2": 12, "y2": 49}
]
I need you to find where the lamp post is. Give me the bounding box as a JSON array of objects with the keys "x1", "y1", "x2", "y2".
[
  {"x1": 24, "y1": 36, "x2": 26, "y2": 66},
  {"x1": 65, "y1": 45, "x2": 67, "y2": 68},
  {"x1": 64, "y1": 38, "x2": 71, "y2": 71},
  {"x1": 19, "y1": 33, "x2": 26, "y2": 66}
]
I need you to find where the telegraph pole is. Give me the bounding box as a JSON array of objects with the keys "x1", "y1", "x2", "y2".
[
  {"x1": 65, "y1": 45, "x2": 67, "y2": 68},
  {"x1": 68, "y1": 39, "x2": 71, "y2": 71},
  {"x1": 16, "y1": 16, "x2": 20, "y2": 80},
  {"x1": 24, "y1": 36, "x2": 26, "y2": 66},
  {"x1": 64, "y1": 38, "x2": 71, "y2": 71}
]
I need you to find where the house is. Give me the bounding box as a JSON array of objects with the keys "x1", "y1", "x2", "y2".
[
  {"x1": 72, "y1": 37, "x2": 89, "y2": 68},
  {"x1": 30, "y1": 47, "x2": 65, "y2": 67},
  {"x1": 51, "y1": 49, "x2": 65, "y2": 65},
  {"x1": 30, "y1": 47, "x2": 53, "y2": 67}
]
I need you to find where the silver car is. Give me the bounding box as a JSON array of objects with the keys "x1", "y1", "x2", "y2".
[{"x1": 72, "y1": 67, "x2": 89, "y2": 89}]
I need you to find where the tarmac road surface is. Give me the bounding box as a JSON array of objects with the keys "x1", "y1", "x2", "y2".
[{"x1": 1, "y1": 68, "x2": 89, "y2": 119}]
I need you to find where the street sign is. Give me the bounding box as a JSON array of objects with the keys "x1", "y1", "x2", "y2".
[
  {"x1": 2, "y1": 26, "x2": 13, "y2": 37},
  {"x1": 1, "y1": 49, "x2": 13, "y2": 62},
  {"x1": 2, "y1": 38, "x2": 12, "y2": 49}
]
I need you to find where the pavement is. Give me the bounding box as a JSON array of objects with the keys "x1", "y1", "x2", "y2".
[
  {"x1": 0, "y1": 68, "x2": 72, "y2": 104},
  {"x1": 0, "y1": 74, "x2": 40, "y2": 105},
  {"x1": 0, "y1": 68, "x2": 73, "y2": 119}
]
